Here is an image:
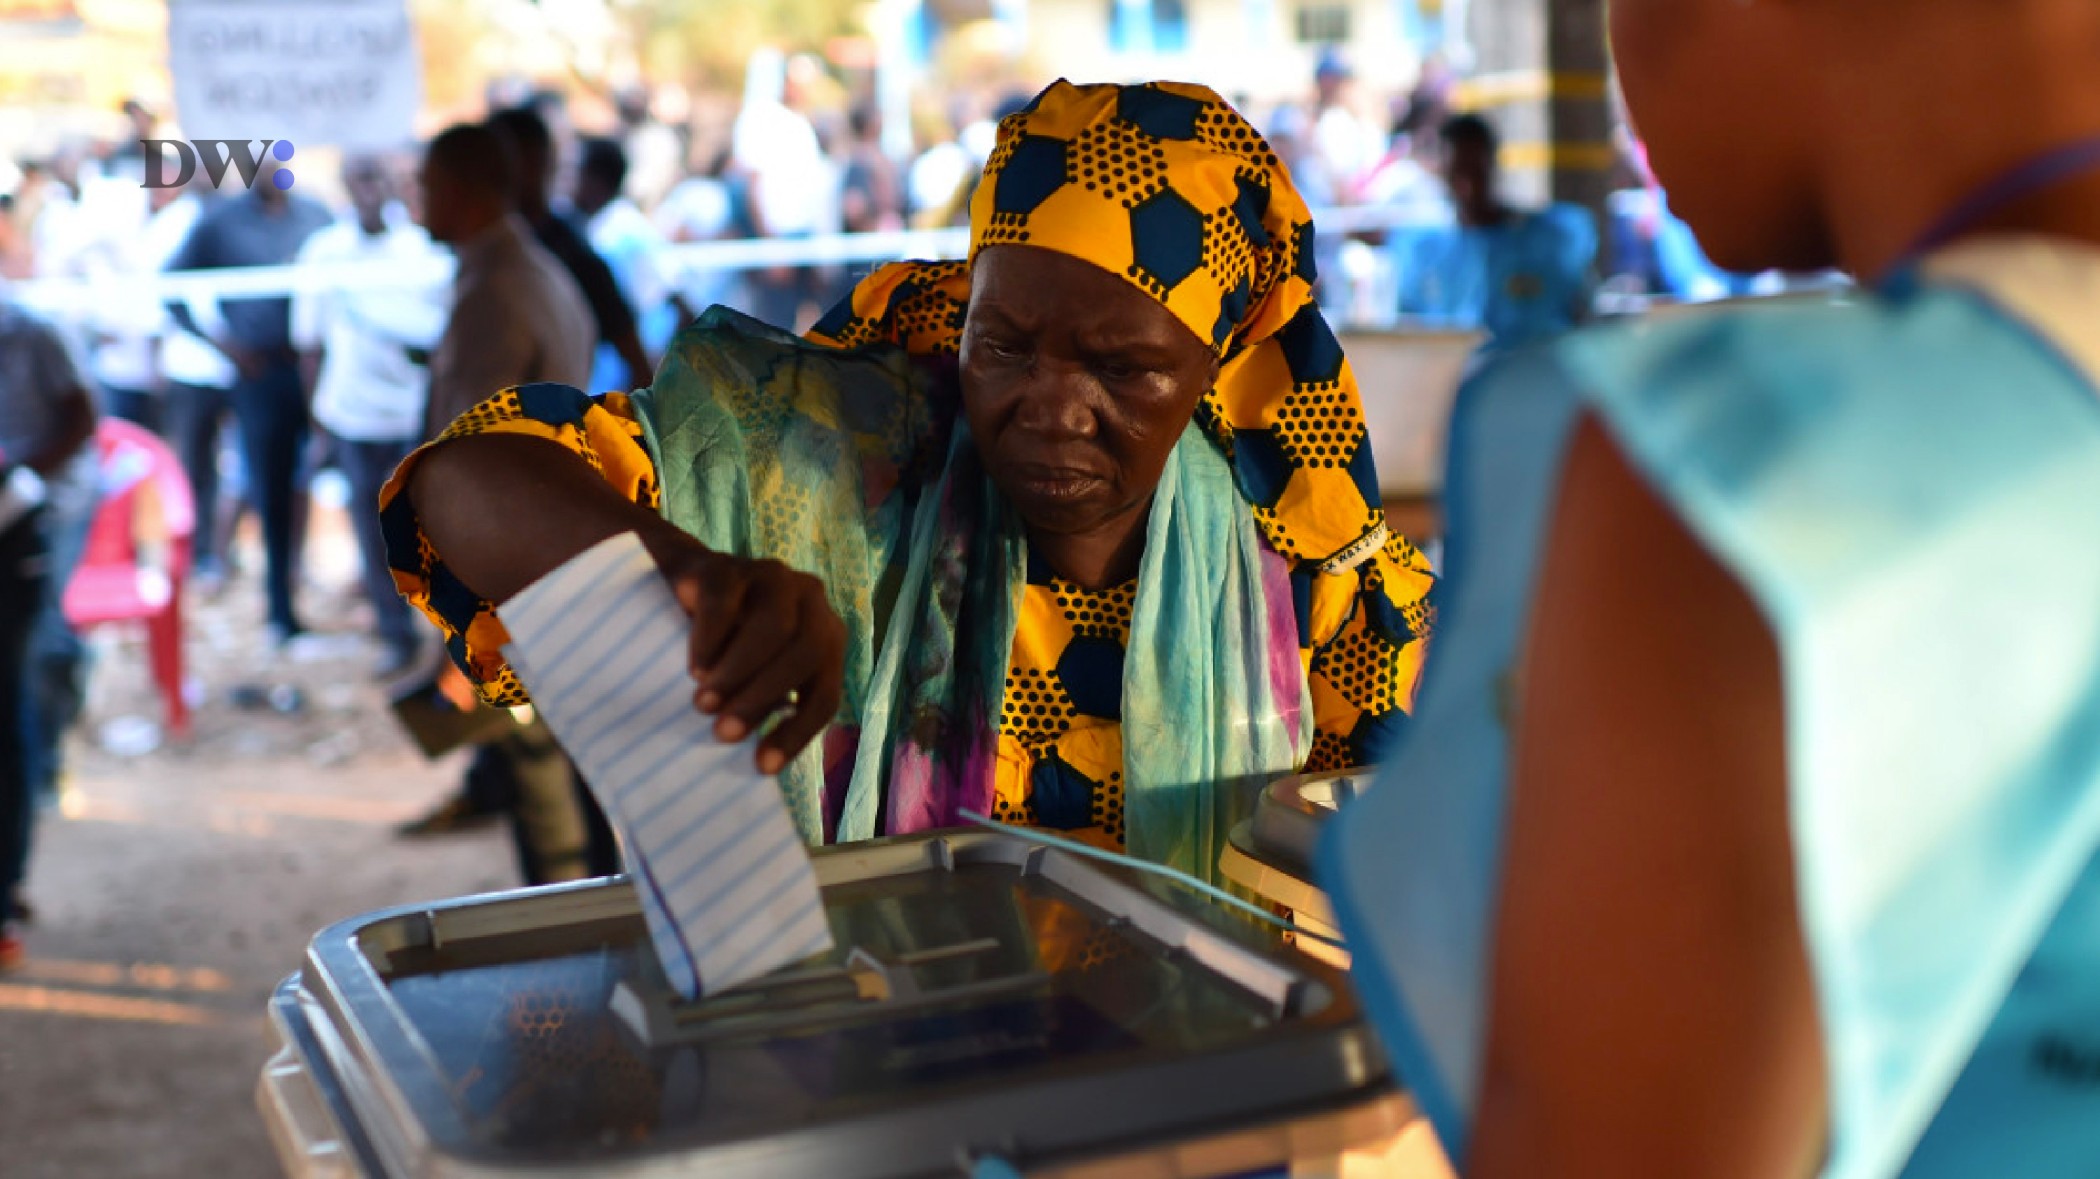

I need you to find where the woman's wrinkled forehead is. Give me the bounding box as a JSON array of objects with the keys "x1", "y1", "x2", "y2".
[
  {"x1": 969, "y1": 244, "x2": 1215, "y2": 358},
  {"x1": 968, "y1": 80, "x2": 1322, "y2": 357}
]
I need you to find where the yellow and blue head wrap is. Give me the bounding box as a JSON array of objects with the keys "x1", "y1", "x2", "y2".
[{"x1": 810, "y1": 79, "x2": 1389, "y2": 573}]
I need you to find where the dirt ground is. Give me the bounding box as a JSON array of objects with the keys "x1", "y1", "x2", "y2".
[{"x1": 0, "y1": 501, "x2": 517, "y2": 1177}]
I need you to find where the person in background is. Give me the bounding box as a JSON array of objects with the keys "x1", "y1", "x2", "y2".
[
  {"x1": 1651, "y1": 198, "x2": 1764, "y2": 302},
  {"x1": 2, "y1": 162, "x2": 57, "y2": 279},
  {"x1": 486, "y1": 106, "x2": 651, "y2": 392},
  {"x1": 732, "y1": 49, "x2": 834, "y2": 330},
  {"x1": 386, "y1": 151, "x2": 426, "y2": 226},
  {"x1": 570, "y1": 137, "x2": 679, "y2": 395},
  {"x1": 655, "y1": 146, "x2": 758, "y2": 320},
  {"x1": 163, "y1": 152, "x2": 331, "y2": 643},
  {"x1": 527, "y1": 88, "x2": 578, "y2": 180},
  {"x1": 402, "y1": 123, "x2": 612, "y2": 887},
  {"x1": 1307, "y1": 50, "x2": 1382, "y2": 208},
  {"x1": 0, "y1": 291, "x2": 98, "y2": 971},
  {"x1": 1361, "y1": 86, "x2": 1454, "y2": 219},
  {"x1": 104, "y1": 98, "x2": 158, "y2": 171},
  {"x1": 919, "y1": 93, "x2": 1035, "y2": 232},
  {"x1": 1295, "y1": 51, "x2": 1384, "y2": 317},
  {"x1": 417, "y1": 125, "x2": 592, "y2": 441},
  {"x1": 15, "y1": 167, "x2": 140, "y2": 815},
  {"x1": 24, "y1": 146, "x2": 91, "y2": 283},
  {"x1": 906, "y1": 105, "x2": 971, "y2": 228},
  {"x1": 831, "y1": 100, "x2": 905, "y2": 306},
  {"x1": 614, "y1": 85, "x2": 685, "y2": 215},
  {"x1": 1395, "y1": 114, "x2": 1597, "y2": 349},
  {"x1": 80, "y1": 159, "x2": 173, "y2": 432},
  {"x1": 1326, "y1": 0, "x2": 2100, "y2": 1175},
  {"x1": 0, "y1": 187, "x2": 22, "y2": 281},
  {"x1": 290, "y1": 156, "x2": 449, "y2": 678},
  {"x1": 1351, "y1": 90, "x2": 1459, "y2": 325},
  {"x1": 152, "y1": 181, "x2": 242, "y2": 592},
  {"x1": 838, "y1": 100, "x2": 905, "y2": 238}
]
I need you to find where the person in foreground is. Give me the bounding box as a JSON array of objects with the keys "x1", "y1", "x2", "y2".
[
  {"x1": 1322, "y1": 0, "x2": 2100, "y2": 1176},
  {"x1": 383, "y1": 81, "x2": 1435, "y2": 881}
]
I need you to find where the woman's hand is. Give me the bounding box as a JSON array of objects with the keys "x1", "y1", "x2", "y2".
[
  {"x1": 647, "y1": 533, "x2": 847, "y2": 775},
  {"x1": 408, "y1": 433, "x2": 847, "y2": 775}
]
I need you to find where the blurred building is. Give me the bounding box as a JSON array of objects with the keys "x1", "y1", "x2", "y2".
[
  {"x1": 910, "y1": 0, "x2": 1434, "y2": 104},
  {"x1": 0, "y1": 0, "x2": 166, "y2": 160}
]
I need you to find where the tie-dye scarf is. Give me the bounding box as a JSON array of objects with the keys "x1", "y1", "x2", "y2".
[{"x1": 634, "y1": 309, "x2": 1308, "y2": 882}]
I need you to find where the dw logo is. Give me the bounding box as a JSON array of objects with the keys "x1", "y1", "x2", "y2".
[{"x1": 140, "y1": 139, "x2": 297, "y2": 190}]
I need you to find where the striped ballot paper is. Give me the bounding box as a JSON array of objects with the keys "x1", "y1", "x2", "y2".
[{"x1": 498, "y1": 532, "x2": 835, "y2": 1000}]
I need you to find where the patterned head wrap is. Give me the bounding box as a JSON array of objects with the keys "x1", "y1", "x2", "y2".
[{"x1": 810, "y1": 79, "x2": 1388, "y2": 574}]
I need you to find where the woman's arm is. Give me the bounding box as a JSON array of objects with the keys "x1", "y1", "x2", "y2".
[
  {"x1": 407, "y1": 432, "x2": 680, "y2": 604},
  {"x1": 1469, "y1": 417, "x2": 1827, "y2": 1178},
  {"x1": 407, "y1": 433, "x2": 844, "y2": 771}
]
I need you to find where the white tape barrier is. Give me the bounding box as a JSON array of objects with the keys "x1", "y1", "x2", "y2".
[{"x1": 10, "y1": 206, "x2": 1448, "y2": 317}]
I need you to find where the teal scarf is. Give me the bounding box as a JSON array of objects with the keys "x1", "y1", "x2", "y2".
[{"x1": 633, "y1": 309, "x2": 1311, "y2": 882}]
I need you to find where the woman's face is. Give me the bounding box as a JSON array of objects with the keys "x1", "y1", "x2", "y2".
[
  {"x1": 961, "y1": 245, "x2": 1219, "y2": 540},
  {"x1": 1611, "y1": 0, "x2": 1835, "y2": 273}
]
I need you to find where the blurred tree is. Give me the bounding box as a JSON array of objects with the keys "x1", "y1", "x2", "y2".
[
  {"x1": 619, "y1": 0, "x2": 862, "y2": 89},
  {"x1": 412, "y1": 0, "x2": 496, "y2": 116}
]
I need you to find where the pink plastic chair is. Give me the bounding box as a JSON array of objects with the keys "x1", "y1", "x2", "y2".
[{"x1": 62, "y1": 418, "x2": 196, "y2": 739}]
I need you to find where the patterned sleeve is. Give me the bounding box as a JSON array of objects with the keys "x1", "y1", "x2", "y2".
[
  {"x1": 805, "y1": 259, "x2": 973, "y2": 354},
  {"x1": 377, "y1": 383, "x2": 662, "y2": 706},
  {"x1": 1301, "y1": 530, "x2": 1438, "y2": 773}
]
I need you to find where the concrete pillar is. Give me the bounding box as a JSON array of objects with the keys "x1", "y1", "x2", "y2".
[
  {"x1": 1455, "y1": 0, "x2": 1614, "y2": 222},
  {"x1": 1544, "y1": 0, "x2": 1612, "y2": 219},
  {"x1": 1461, "y1": 0, "x2": 1550, "y2": 206}
]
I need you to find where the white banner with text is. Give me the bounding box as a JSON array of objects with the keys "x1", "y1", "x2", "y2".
[{"x1": 167, "y1": 0, "x2": 421, "y2": 152}]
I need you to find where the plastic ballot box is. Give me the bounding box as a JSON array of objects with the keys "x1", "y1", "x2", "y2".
[{"x1": 258, "y1": 829, "x2": 1436, "y2": 1178}]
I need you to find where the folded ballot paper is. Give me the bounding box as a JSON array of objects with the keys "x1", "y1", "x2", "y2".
[{"x1": 499, "y1": 532, "x2": 835, "y2": 1000}]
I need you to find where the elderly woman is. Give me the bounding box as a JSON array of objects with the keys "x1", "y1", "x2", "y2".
[{"x1": 384, "y1": 81, "x2": 1434, "y2": 881}]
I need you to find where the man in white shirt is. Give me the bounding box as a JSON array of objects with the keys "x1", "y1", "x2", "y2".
[
  {"x1": 291, "y1": 157, "x2": 450, "y2": 675},
  {"x1": 571, "y1": 138, "x2": 676, "y2": 398},
  {"x1": 59, "y1": 160, "x2": 164, "y2": 429},
  {"x1": 732, "y1": 50, "x2": 834, "y2": 330},
  {"x1": 654, "y1": 149, "x2": 755, "y2": 318},
  {"x1": 150, "y1": 186, "x2": 241, "y2": 585}
]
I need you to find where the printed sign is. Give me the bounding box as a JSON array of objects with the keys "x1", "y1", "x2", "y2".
[{"x1": 167, "y1": 0, "x2": 420, "y2": 152}]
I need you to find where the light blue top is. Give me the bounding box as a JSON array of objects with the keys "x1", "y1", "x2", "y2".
[
  {"x1": 587, "y1": 201, "x2": 682, "y2": 396},
  {"x1": 1322, "y1": 237, "x2": 2100, "y2": 1178},
  {"x1": 1394, "y1": 203, "x2": 1598, "y2": 347},
  {"x1": 1653, "y1": 199, "x2": 1762, "y2": 302}
]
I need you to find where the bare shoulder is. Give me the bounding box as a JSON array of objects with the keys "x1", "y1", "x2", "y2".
[{"x1": 1468, "y1": 413, "x2": 1826, "y2": 1179}]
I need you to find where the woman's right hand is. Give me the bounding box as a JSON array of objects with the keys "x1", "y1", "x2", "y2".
[
  {"x1": 407, "y1": 432, "x2": 847, "y2": 775},
  {"x1": 645, "y1": 532, "x2": 847, "y2": 775}
]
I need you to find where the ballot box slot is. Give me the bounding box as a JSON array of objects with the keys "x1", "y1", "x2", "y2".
[
  {"x1": 375, "y1": 913, "x2": 642, "y2": 978},
  {"x1": 619, "y1": 936, "x2": 1049, "y2": 1045}
]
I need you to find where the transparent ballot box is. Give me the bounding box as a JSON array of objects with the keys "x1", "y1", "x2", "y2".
[{"x1": 258, "y1": 829, "x2": 1420, "y2": 1178}]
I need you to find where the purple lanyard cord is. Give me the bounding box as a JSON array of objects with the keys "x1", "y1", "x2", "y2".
[{"x1": 1901, "y1": 134, "x2": 2100, "y2": 263}]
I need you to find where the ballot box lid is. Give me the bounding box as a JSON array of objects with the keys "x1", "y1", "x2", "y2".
[{"x1": 278, "y1": 829, "x2": 1391, "y2": 1178}]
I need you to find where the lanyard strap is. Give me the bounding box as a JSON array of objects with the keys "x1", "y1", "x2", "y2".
[{"x1": 1903, "y1": 134, "x2": 2100, "y2": 262}]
